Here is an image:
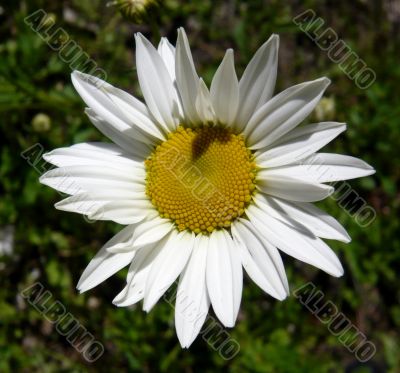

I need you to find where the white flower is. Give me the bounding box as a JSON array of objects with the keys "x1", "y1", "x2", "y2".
[{"x1": 40, "y1": 28, "x2": 375, "y2": 348}]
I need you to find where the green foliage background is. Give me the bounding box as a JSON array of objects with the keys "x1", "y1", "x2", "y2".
[{"x1": 0, "y1": 0, "x2": 399, "y2": 372}]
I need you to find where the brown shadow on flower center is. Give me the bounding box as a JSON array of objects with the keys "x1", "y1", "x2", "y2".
[{"x1": 191, "y1": 127, "x2": 232, "y2": 161}]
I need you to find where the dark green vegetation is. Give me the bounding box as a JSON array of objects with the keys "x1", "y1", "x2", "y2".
[{"x1": 0, "y1": 0, "x2": 399, "y2": 372}]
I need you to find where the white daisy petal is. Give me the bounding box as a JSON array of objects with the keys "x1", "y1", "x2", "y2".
[
  {"x1": 257, "y1": 174, "x2": 334, "y2": 202},
  {"x1": 53, "y1": 193, "x2": 102, "y2": 217},
  {"x1": 99, "y1": 84, "x2": 166, "y2": 141},
  {"x1": 235, "y1": 34, "x2": 279, "y2": 131},
  {"x1": 256, "y1": 122, "x2": 347, "y2": 168},
  {"x1": 258, "y1": 195, "x2": 351, "y2": 242},
  {"x1": 54, "y1": 192, "x2": 150, "y2": 225},
  {"x1": 206, "y1": 230, "x2": 242, "y2": 327},
  {"x1": 249, "y1": 229, "x2": 289, "y2": 295},
  {"x1": 71, "y1": 71, "x2": 163, "y2": 144},
  {"x1": 131, "y1": 217, "x2": 174, "y2": 249},
  {"x1": 175, "y1": 234, "x2": 210, "y2": 348},
  {"x1": 143, "y1": 230, "x2": 195, "y2": 312},
  {"x1": 43, "y1": 142, "x2": 143, "y2": 169},
  {"x1": 175, "y1": 28, "x2": 201, "y2": 125},
  {"x1": 195, "y1": 78, "x2": 216, "y2": 123},
  {"x1": 245, "y1": 78, "x2": 331, "y2": 149},
  {"x1": 277, "y1": 153, "x2": 375, "y2": 183},
  {"x1": 253, "y1": 193, "x2": 314, "y2": 234},
  {"x1": 40, "y1": 165, "x2": 145, "y2": 195},
  {"x1": 259, "y1": 153, "x2": 375, "y2": 183},
  {"x1": 158, "y1": 37, "x2": 177, "y2": 81},
  {"x1": 210, "y1": 49, "x2": 239, "y2": 127},
  {"x1": 247, "y1": 205, "x2": 344, "y2": 277},
  {"x1": 223, "y1": 230, "x2": 243, "y2": 323},
  {"x1": 158, "y1": 37, "x2": 184, "y2": 118},
  {"x1": 231, "y1": 220, "x2": 288, "y2": 300},
  {"x1": 135, "y1": 33, "x2": 179, "y2": 132},
  {"x1": 62, "y1": 142, "x2": 125, "y2": 155},
  {"x1": 88, "y1": 199, "x2": 155, "y2": 225},
  {"x1": 77, "y1": 225, "x2": 137, "y2": 293},
  {"x1": 113, "y1": 241, "x2": 165, "y2": 307},
  {"x1": 85, "y1": 109, "x2": 152, "y2": 159}
]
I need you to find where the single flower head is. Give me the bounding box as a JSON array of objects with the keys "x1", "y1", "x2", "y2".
[{"x1": 40, "y1": 28, "x2": 375, "y2": 348}]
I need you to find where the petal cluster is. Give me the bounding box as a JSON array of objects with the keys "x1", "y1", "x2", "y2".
[{"x1": 40, "y1": 28, "x2": 375, "y2": 348}]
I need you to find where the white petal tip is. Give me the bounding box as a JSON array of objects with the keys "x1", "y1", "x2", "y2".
[
  {"x1": 217, "y1": 316, "x2": 235, "y2": 328},
  {"x1": 112, "y1": 299, "x2": 124, "y2": 307},
  {"x1": 53, "y1": 201, "x2": 68, "y2": 210},
  {"x1": 334, "y1": 269, "x2": 345, "y2": 278},
  {"x1": 112, "y1": 295, "x2": 137, "y2": 307},
  {"x1": 342, "y1": 235, "x2": 352, "y2": 244},
  {"x1": 71, "y1": 70, "x2": 87, "y2": 80},
  {"x1": 134, "y1": 33, "x2": 147, "y2": 45},
  {"x1": 41, "y1": 152, "x2": 52, "y2": 163},
  {"x1": 329, "y1": 264, "x2": 345, "y2": 278},
  {"x1": 143, "y1": 291, "x2": 165, "y2": 312},
  {"x1": 273, "y1": 293, "x2": 287, "y2": 301},
  {"x1": 319, "y1": 77, "x2": 331, "y2": 86},
  {"x1": 279, "y1": 288, "x2": 290, "y2": 300},
  {"x1": 270, "y1": 34, "x2": 280, "y2": 42},
  {"x1": 142, "y1": 305, "x2": 152, "y2": 313},
  {"x1": 76, "y1": 285, "x2": 87, "y2": 294},
  {"x1": 176, "y1": 337, "x2": 191, "y2": 349},
  {"x1": 142, "y1": 297, "x2": 156, "y2": 313},
  {"x1": 327, "y1": 186, "x2": 335, "y2": 195}
]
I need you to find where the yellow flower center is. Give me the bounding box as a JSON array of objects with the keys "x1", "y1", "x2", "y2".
[{"x1": 145, "y1": 126, "x2": 257, "y2": 234}]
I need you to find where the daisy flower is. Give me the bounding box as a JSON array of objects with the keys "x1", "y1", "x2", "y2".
[{"x1": 40, "y1": 28, "x2": 375, "y2": 347}]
